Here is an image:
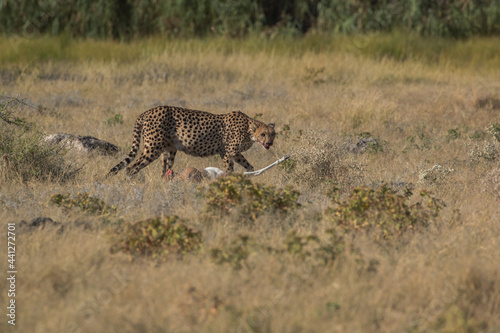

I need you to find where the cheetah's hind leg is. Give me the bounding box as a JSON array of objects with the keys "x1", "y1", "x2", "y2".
[
  {"x1": 105, "y1": 116, "x2": 143, "y2": 179},
  {"x1": 105, "y1": 156, "x2": 135, "y2": 179},
  {"x1": 125, "y1": 146, "x2": 163, "y2": 176}
]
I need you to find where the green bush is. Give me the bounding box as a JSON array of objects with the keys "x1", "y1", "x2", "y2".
[
  {"x1": 403, "y1": 128, "x2": 434, "y2": 152},
  {"x1": 49, "y1": 192, "x2": 117, "y2": 215},
  {"x1": 327, "y1": 184, "x2": 444, "y2": 240},
  {"x1": 105, "y1": 113, "x2": 123, "y2": 126},
  {"x1": 1, "y1": 0, "x2": 499, "y2": 39},
  {"x1": 211, "y1": 229, "x2": 346, "y2": 270},
  {"x1": 284, "y1": 130, "x2": 364, "y2": 189},
  {"x1": 202, "y1": 174, "x2": 300, "y2": 221},
  {"x1": 110, "y1": 216, "x2": 203, "y2": 259},
  {"x1": 466, "y1": 137, "x2": 500, "y2": 161},
  {"x1": 284, "y1": 229, "x2": 345, "y2": 264},
  {"x1": 469, "y1": 129, "x2": 488, "y2": 141},
  {"x1": 317, "y1": 0, "x2": 500, "y2": 37},
  {"x1": 0, "y1": 96, "x2": 78, "y2": 182},
  {"x1": 446, "y1": 128, "x2": 461, "y2": 140},
  {"x1": 210, "y1": 234, "x2": 253, "y2": 270},
  {"x1": 487, "y1": 123, "x2": 500, "y2": 142}
]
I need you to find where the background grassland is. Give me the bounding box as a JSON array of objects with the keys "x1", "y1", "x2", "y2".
[
  {"x1": 1, "y1": 0, "x2": 500, "y2": 38},
  {"x1": 0, "y1": 34, "x2": 500, "y2": 333},
  {"x1": 2, "y1": 33, "x2": 500, "y2": 69}
]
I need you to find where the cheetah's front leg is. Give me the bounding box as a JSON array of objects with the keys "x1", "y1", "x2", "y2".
[
  {"x1": 221, "y1": 153, "x2": 234, "y2": 172},
  {"x1": 234, "y1": 153, "x2": 254, "y2": 172},
  {"x1": 221, "y1": 153, "x2": 253, "y2": 173},
  {"x1": 162, "y1": 149, "x2": 177, "y2": 177}
]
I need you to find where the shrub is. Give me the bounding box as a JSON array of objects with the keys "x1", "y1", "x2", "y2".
[
  {"x1": 446, "y1": 128, "x2": 461, "y2": 140},
  {"x1": 210, "y1": 234, "x2": 253, "y2": 270},
  {"x1": 469, "y1": 129, "x2": 488, "y2": 141},
  {"x1": 418, "y1": 164, "x2": 454, "y2": 185},
  {"x1": 327, "y1": 184, "x2": 444, "y2": 240},
  {"x1": 49, "y1": 192, "x2": 116, "y2": 215},
  {"x1": 466, "y1": 139, "x2": 499, "y2": 161},
  {"x1": 0, "y1": 95, "x2": 78, "y2": 182},
  {"x1": 202, "y1": 174, "x2": 300, "y2": 221},
  {"x1": 0, "y1": 95, "x2": 32, "y2": 129},
  {"x1": 346, "y1": 132, "x2": 385, "y2": 154},
  {"x1": 428, "y1": 305, "x2": 487, "y2": 333},
  {"x1": 404, "y1": 129, "x2": 433, "y2": 151},
  {"x1": 486, "y1": 123, "x2": 500, "y2": 142},
  {"x1": 283, "y1": 130, "x2": 364, "y2": 189},
  {"x1": 110, "y1": 216, "x2": 202, "y2": 259},
  {"x1": 211, "y1": 230, "x2": 346, "y2": 269},
  {"x1": 284, "y1": 229, "x2": 345, "y2": 265},
  {"x1": 465, "y1": 123, "x2": 500, "y2": 161},
  {"x1": 303, "y1": 66, "x2": 327, "y2": 85},
  {"x1": 1, "y1": 0, "x2": 499, "y2": 39},
  {"x1": 105, "y1": 113, "x2": 123, "y2": 126}
]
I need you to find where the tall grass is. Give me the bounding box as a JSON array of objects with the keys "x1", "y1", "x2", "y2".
[
  {"x1": 1, "y1": 33, "x2": 500, "y2": 71},
  {"x1": 1, "y1": 0, "x2": 499, "y2": 39},
  {"x1": 0, "y1": 96, "x2": 78, "y2": 182},
  {"x1": 0, "y1": 35, "x2": 499, "y2": 332}
]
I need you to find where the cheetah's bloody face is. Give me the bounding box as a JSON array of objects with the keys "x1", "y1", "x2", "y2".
[{"x1": 252, "y1": 123, "x2": 275, "y2": 150}]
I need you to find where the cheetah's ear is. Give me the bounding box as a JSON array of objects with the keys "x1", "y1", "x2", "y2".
[
  {"x1": 268, "y1": 123, "x2": 275, "y2": 129},
  {"x1": 250, "y1": 122, "x2": 258, "y2": 133}
]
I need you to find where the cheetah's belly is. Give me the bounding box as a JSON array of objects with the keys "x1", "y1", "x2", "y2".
[{"x1": 172, "y1": 132, "x2": 223, "y2": 157}]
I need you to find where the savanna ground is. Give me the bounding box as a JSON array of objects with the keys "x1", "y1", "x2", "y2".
[{"x1": 0, "y1": 34, "x2": 500, "y2": 333}]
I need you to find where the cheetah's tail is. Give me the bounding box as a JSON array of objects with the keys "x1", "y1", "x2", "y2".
[{"x1": 104, "y1": 117, "x2": 143, "y2": 179}]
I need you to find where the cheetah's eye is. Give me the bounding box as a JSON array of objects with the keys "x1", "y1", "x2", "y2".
[{"x1": 260, "y1": 133, "x2": 265, "y2": 137}]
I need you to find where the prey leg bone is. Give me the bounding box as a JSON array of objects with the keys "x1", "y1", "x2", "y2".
[{"x1": 243, "y1": 155, "x2": 290, "y2": 176}]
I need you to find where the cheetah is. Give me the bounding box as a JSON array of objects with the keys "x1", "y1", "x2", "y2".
[{"x1": 105, "y1": 106, "x2": 275, "y2": 178}]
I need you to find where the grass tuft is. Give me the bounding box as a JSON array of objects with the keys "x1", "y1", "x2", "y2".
[
  {"x1": 110, "y1": 216, "x2": 203, "y2": 259},
  {"x1": 202, "y1": 174, "x2": 301, "y2": 221},
  {"x1": 0, "y1": 95, "x2": 78, "y2": 182},
  {"x1": 327, "y1": 185, "x2": 444, "y2": 240}
]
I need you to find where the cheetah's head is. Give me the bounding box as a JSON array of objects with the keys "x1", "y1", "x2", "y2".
[{"x1": 251, "y1": 122, "x2": 275, "y2": 150}]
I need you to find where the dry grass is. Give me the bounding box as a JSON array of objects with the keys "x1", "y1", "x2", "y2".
[{"x1": 1, "y1": 36, "x2": 500, "y2": 333}]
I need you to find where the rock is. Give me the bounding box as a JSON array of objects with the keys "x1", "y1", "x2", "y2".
[
  {"x1": 19, "y1": 217, "x2": 60, "y2": 230},
  {"x1": 417, "y1": 164, "x2": 454, "y2": 185},
  {"x1": 44, "y1": 133, "x2": 119, "y2": 156},
  {"x1": 347, "y1": 135, "x2": 381, "y2": 154},
  {"x1": 18, "y1": 217, "x2": 94, "y2": 233}
]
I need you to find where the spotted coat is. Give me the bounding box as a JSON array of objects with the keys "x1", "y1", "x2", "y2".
[{"x1": 106, "y1": 106, "x2": 275, "y2": 178}]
